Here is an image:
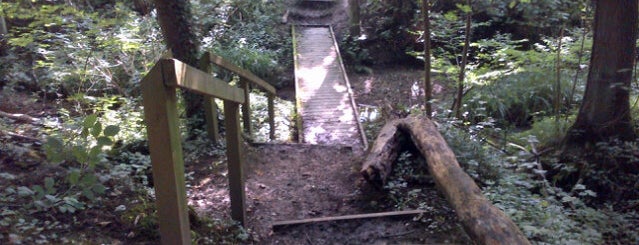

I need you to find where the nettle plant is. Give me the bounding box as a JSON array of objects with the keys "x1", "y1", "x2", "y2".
[{"x1": 31, "y1": 114, "x2": 120, "y2": 213}]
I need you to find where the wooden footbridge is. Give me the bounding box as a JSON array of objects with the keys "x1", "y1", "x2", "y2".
[
  {"x1": 140, "y1": 3, "x2": 366, "y2": 244},
  {"x1": 293, "y1": 25, "x2": 367, "y2": 148},
  {"x1": 141, "y1": 1, "x2": 531, "y2": 243}
]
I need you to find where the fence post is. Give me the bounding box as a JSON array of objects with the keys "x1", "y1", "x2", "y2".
[
  {"x1": 224, "y1": 101, "x2": 247, "y2": 225},
  {"x1": 141, "y1": 62, "x2": 191, "y2": 245},
  {"x1": 268, "y1": 94, "x2": 275, "y2": 140},
  {"x1": 240, "y1": 78, "x2": 252, "y2": 136},
  {"x1": 199, "y1": 53, "x2": 220, "y2": 144}
]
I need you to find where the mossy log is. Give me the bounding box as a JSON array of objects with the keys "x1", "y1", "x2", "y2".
[{"x1": 361, "y1": 116, "x2": 530, "y2": 245}]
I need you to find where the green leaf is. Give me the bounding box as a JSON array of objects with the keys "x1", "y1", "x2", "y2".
[
  {"x1": 93, "y1": 184, "x2": 106, "y2": 195},
  {"x1": 103, "y1": 125, "x2": 120, "y2": 137},
  {"x1": 68, "y1": 170, "x2": 80, "y2": 185},
  {"x1": 44, "y1": 177, "x2": 55, "y2": 191},
  {"x1": 46, "y1": 137, "x2": 64, "y2": 150},
  {"x1": 83, "y1": 114, "x2": 98, "y2": 128},
  {"x1": 455, "y1": 4, "x2": 471, "y2": 13},
  {"x1": 91, "y1": 121, "x2": 102, "y2": 137},
  {"x1": 17, "y1": 186, "x2": 34, "y2": 197},
  {"x1": 72, "y1": 146, "x2": 88, "y2": 163},
  {"x1": 80, "y1": 174, "x2": 97, "y2": 186},
  {"x1": 508, "y1": 1, "x2": 517, "y2": 9},
  {"x1": 89, "y1": 145, "x2": 102, "y2": 159},
  {"x1": 96, "y1": 136, "x2": 113, "y2": 146},
  {"x1": 82, "y1": 189, "x2": 95, "y2": 201},
  {"x1": 32, "y1": 185, "x2": 45, "y2": 199}
]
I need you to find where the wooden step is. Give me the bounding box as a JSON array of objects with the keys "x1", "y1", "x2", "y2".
[{"x1": 293, "y1": 0, "x2": 337, "y2": 10}]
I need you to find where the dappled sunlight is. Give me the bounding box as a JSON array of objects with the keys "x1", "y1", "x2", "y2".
[
  {"x1": 294, "y1": 26, "x2": 363, "y2": 146},
  {"x1": 364, "y1": 77, "x2": 374, "y2": 94}
]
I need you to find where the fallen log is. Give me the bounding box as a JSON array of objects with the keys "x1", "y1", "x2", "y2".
[
  {"x1": 0, "y1": 110, "x2": 41, "y2": 125},
  {"x1": 361, "y1": 116, "x2": 530, "y2": 245}
]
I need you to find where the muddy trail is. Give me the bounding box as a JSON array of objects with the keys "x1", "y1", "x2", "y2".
[{"x1": 189, "y1": 143, "x2": 470, "y2": 244}]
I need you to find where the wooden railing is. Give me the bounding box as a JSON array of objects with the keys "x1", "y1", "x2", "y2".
[
  {"x1": 141, "y1": 55, "x2": 276, "y2": 244},
  {"x1": 200, "y1": 52, "x2": 277, "y2": 143}
]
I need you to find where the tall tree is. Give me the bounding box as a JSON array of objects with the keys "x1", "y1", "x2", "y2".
[
  {"x1": 452, "y1": 0, "x2": 472, "y2": 118},
  {"x1": 349, "y1": 0, "x2": 360, "y2": 36},
  {"x1": 422, "y1": 0, "x2": 432, "y2": 117},
  {"x1": 0, "y1": 16, "x2": 7, "y2": 35},
  {"x1": 564, "y1": 0, "x2": 638, "y2": 145},
  {"x1": 154, "y1": 0, "x2": 203, "y2": 119}
]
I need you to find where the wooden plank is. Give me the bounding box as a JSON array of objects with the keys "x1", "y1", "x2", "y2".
[
  {"x1": 268, "y1": 94, "x2": 276, "y2": 140},
  {"x1": 272, "y1": 210, "x2": 425, "y2": 229},
  {"x1": 199, "y1": 52, "x2": 220, "y2": 144},
  {"x1": 240, "y1": 78, "x2": 252, "y2": 135},
  {"x1": 292, "y1": 25, "x2": 304, "y2": 144},
  {"x1": 141, "y1": 62, "x2": 191, "y2": 245},
  {"x1": 208, "y1": 53, "x2": 277, "y2": 94},
  {"x1": 161, "y1": 59, "x2": 245, "y2": 104},
  {"x1": 328, "y1": 25, "x2": 368, "y2": 149},
  {"x1": 224, "y1": 101, "x2": 247, "y2": 225}
]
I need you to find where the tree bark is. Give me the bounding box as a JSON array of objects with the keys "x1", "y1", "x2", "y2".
[
  {"x1": 564, "y1": 0, "x2": 638, "y2": 144},
  {"x1": 349, "y1": 0, "x2": 360, "y2": 36},
  {"x1": 422, "y1": 0, "x2": 432, "y2": 117},
  {"x1": 0, "y1": 16, "x2": 7, "y2": 35},
  {"x1": 452, "y1": 1, "x2": 471, "y2": 118},
  {"x1": 154, "y1": 0, "x2": 203, "y2": 119},
  {"x1": 362, "y1": 117, "x2": 530, "y2": 245}
]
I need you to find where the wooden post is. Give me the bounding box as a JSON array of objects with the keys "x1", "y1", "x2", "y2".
[
  {"x1": 240, "y1": 78, "x2": 252, "y2": 135},
  {"x1": 268, "y1": 94, "x2": 276, "y2": 140},
  {"x1": 199, "y1": 53, "x2": 220, "y2": 144},
  {"x1": 224, "y1": 101, "x2": 247, "y2": 225},
  {"x1": 141, "y1": 63, "x2": 191, "y2": 244}
]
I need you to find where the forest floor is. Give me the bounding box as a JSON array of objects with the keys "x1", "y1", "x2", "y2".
[
  {"x1": 188, "y1": 66, "x2": 469, "y2": 244},
  {"x1": 1, "y1": 0, "x2": 473, "y2": 243},
  {"x1": 0, "y1": 64, "x2": 470, "y2": 244}
]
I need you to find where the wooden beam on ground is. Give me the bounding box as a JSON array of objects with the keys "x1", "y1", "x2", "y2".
[
  {"x1": 141, "y1": 62, "x2": 191, "y2": 245},
  {"x1": 224, "y1": 101, "x2": 247, "y2": 225},
  {"x1": 199, "y1": 53, "x2": 220, "y2": 144},
  {"x1": 361, "y1": 116, "x2": 530, "y2": 245},
  {"x1": 161, "y1": 59, "x2": 245, "y2": 104},
  {"x1": 273, "y1": 210, "x2": 425, "y2": 229},
  {"x1": 208, "y1": 53, "x2": 276, "y2": 94}
]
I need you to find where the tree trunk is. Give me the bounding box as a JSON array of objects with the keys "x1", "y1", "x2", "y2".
[
  {"x1": 565, "y1": 0, "x2": 637, "y2": 144},
  {"x1": 422, "y1": 0, "x2": 432, "y2": 117},
  {"x1": 452, "y1": 1, "x2": 471, "y2": 118},
  {"x1": 0, "y1": 16, "x2": 7, "y2": 35},
  {"x1": 361, "y1": 117, "x2": 530, "y2": 245},
  {"x1": 349, "y1": 0, "x2": 360, "y2": 36},
  {"x1": 154, "y1": 0, "x2": 203, "y2": 119}
]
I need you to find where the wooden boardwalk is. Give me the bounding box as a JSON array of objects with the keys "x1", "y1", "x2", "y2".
[{"x1": 293, "y1": 25, "x2": 367, "y2": 148}]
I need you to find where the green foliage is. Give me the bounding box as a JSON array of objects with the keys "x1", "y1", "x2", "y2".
[
  {"x1": 438, "y1": 119, "x2": 501, "y2": 182},
  {"x1": 1, "y1": 1, "x2": 163, "y2": 96},
  {"x1": 509, "y1": 115, "x2": 574, "y2": 148},
  {"x1": 38, "y1": 114, "x2": 118, "y2": 213},
  {"x1": 463, "y1": 67, "x2": 575, "y2": 127},
  {"x1": 339, "y1": 33, "x2": 373, "y2": 74},
  {"x1": 196, "y1": 0, "x2": 291, "y2": 87}
]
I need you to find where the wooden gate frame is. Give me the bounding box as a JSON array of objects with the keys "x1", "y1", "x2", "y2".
[{"x1": 141, "y1": 58, "x2": 249, "y2": 244}]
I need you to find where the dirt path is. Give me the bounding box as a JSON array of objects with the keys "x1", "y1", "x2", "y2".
[{"x1": 189, "y1": 143, "x2": 470, "y2": 244}]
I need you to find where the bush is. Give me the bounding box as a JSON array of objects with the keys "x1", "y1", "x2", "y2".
[{"x1": 463, "y1": 67, "x2": 575, "y2": 127}]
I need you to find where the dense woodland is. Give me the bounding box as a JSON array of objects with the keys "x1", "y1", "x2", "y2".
[{"x1": 1, "y1": 0, "x2": 638, "y2": 244}]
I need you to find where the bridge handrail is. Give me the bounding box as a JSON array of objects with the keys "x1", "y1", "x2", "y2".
[
  {"x1": 141, "y1": 57, "x2": 253, "y2": 245},
  {"x1": 200, "y1": 52, "x2": 277, "y2": 140},
  {"x1": 162, "y1": 58, "x2": 245, "y2": 103},
  {"x1": 206, "y1": 52, "x2": 277, "y2": 95}
]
